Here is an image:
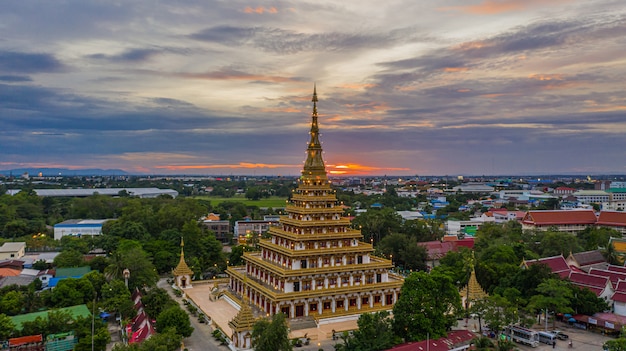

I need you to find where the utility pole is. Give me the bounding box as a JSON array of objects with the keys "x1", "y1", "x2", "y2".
[{"x1": 92, "y1": 292, "x2": 96, "y2": 351}]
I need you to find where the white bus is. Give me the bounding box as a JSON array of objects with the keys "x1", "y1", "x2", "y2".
[
  {"x1": 505, "y1": 325, "x2": 540, "y2": 347},
  {"x1": 538, "y1": 331, "x2": 557, "y2": 345}
]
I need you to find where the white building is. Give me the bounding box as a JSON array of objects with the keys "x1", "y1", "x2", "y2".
[
  {"x1": 53, "y1": 219, "x2": 111, "y2": 240},
  {"x1": 0, "y1": 242, "x2": 26, "y2": 260},
  {"x1": 573, "y1": 190, "x2": 610, "y2": 204}
]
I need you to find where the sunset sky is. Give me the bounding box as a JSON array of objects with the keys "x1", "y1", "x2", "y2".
[{"x1": 1, "y1": 1, "x2": 626, "y2": 176}]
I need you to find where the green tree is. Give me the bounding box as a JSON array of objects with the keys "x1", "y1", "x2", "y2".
[
  {"x1": 536, "y1": 231, "x2": 581, "y2": 257},
  {"x1": 392, "y1": 271, "x2": 461, "y2": 341},
  {"x1": 156, "y1": 305, "x2": 193, "y2": 337},
  {"x1": 482, "y1": 295, "x2": 519, "y2": 333},
  {"x1": 105, "y1": 240, "x2": 158, "y2": 290},
  {"x1": 528, "y1": 278, "x2": 573, "y2": 328},
  {"x1": 0, "y1": 290, "x2": 24, "y2": 315},
  {"x1": 0, "y1": 313, "x2": 15, "y2": 340},
  {"x1": 471, "y1": 336, "x2": 494, "y2": 350},
  {"x1": 48, "y1": 278, "x2": 94, "y2": 307},
  {"x1": 141, "y1": 288, "x2": 176, "y2": 318},
  {"x1": 604, "y1": 338, "x2": 626, "y2": 351},
  {"x1": 578, "y1": 227, "x2": 620, "y2": 251},
  {"x1": 252, "y1": 313, "x2": 292, "y2": 351},
  {"x1": 229, "y1": 245, "x2": 245, "y2": 266},
  {"x1": 137, "y1": 327, "x2": 182, "y2": 351},
  {"x1": 335, "y1": 311, "x2": 399, "y2": 351},
  {"x1": 59, "y1": 236, "x2": 90, "y2": 254},
  {"x1": 570, "y1": 285, "x2": 609, "y2": 315},
  {"x1": 53, "y1": 248, "x2": 85, "y2": 268},
  {"x1": 102, "y1": 280, "x2": 136, "y2": 320},
  {"x1": 432, "y1": 247, "x2": 473, "y2": 287}
]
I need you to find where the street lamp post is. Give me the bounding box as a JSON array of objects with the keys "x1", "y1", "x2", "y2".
[{"x1": 123, "y1": 269, "x2": 130, "y2": 289}]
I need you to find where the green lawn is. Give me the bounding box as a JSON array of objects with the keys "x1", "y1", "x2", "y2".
[{"x1": 193, "y1": 195, "x2": 288, "y2": 208}]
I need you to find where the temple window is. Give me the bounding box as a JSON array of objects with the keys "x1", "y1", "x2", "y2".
[{"x1": 349, "y1": 299, "x2": 357, "y2": 307}]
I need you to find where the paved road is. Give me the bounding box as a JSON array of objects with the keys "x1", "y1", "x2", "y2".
[{"x1": 157, "y1": 279, "x2": 227, "y2": 351}]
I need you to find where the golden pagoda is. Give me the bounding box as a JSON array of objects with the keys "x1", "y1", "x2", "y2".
[
  {"x1": 460, "y1": 254, "x2": 487, "y2": 309},
  {"x1": 229, "y1": 301, "x2": 256, "y2": 349},
  {"x1": 173, "y1": 238, "x2": 194, "y2": 289},
  {"x1": 226, "y1": 86, "x2": 404, "y2": 321}
]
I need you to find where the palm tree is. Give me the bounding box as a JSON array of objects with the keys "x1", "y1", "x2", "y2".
[{"x1": 472, "y1": 336, "x2": 494, "y2": 350}]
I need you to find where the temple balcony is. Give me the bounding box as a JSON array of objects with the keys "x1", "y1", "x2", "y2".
[
  {"x1": 291, "y1": 194, "x2": 337, "y2": 201},
  {"x1": 285, "y1": 206, "x2": 344, "y2": 214},
  {"x1": 280, "y1": 218, "x2": 351, "y2": 227},
  {"x1": 267, "y1": 227, "x2": 362, "y2": 241},
  {"x1": 243, "y1": 252, "x2": 393, "y2": 278},
  {"x1": 228, "y1": 265, "x2": 403, "y2": 302},
  {"x1": 258, "y1": 240, "x2": 373, "y2": 256},
  {"x1": 294, "y1": 183, "x2": 332, "y2": 191}
]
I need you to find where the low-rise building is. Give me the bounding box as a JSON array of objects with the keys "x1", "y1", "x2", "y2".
[
  {"x1": 233, "y1": 219, "x2": 279, "y2": 244},
  {"x1": 521, "y1": 210, "x2": 597, "y2": 233},
  {"x1": 202, "y1": 213, "x2": 231, "y2": 244},
  {"x1": 53, "y1": 219, "x2": 111, "y2": 240},
  {"x1": 0, "y1": 242, "x2": 26, "y2": 260}
]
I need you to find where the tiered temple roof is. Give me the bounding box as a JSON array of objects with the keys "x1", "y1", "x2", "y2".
[
  {"x1": 226, "y1": 86, "x2": 403, "y2": 320},
  {"x1": 461, "y1": 266, "x2": 488, "y2": 303},
  {"x1": 173, "y1": 238, "x2": 193, "y2": 277},
  {"x1": 229, "y1": 302, "x2": 257, "y2": 332}
]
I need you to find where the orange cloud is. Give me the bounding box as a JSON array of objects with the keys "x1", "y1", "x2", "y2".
[
  {"x1": 260, "y1": 107, "x2": 303, "y2": 113},
  {"x1": 457, "y1": 89, "x2": 472, "y2": 93},
  {"x1": 326, "y1": 163, "x2": 410, "y2": 175},
  {"x1": 439, "y1": 0, "x2": 572, "y2": 15},
  {"x1": 443, "y1": 67, "x2": 469, "y2": 72},
  {"x1": 528, "y1": 74, "x2": 565, "y2": 81},
  {"x1": 337, "y1": 83, "x2": 377, "y2": 90},
  {"x1": 454, "y1": 41, "x2": 489, "y2": 51},
  {"x1": 243, "y1": 6, "x2": 278, "y2": 14},
  {"x1": 155, "y1": 162, "x2": 298, "y2": 170}
]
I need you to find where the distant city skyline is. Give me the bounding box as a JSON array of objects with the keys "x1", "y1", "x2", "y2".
[{"x1": 1, "y1": 1, "x2": 625, "y2": 176}]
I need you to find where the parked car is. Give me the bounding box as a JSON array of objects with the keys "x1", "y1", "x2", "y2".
[{"x1": 551, "y1": 330, "x2": 569, "y2": 340}]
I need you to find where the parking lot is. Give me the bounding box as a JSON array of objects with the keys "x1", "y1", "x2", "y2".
[{"x1": 457, "y1": 318, "x2": 614, "y2": 350}]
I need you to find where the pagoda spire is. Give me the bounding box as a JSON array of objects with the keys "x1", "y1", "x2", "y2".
[
  {"x1": 173, "y1": 237, "x2": 193, "y2": 278},
  {"x1": 302, "y1": 84, "x2": 327, "y2": 180}
]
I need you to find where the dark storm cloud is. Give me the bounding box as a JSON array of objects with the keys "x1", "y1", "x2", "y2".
[
  {"x1": 190, "y1": 25, "x2": 419, "y2": 54},
  {"x1": 0, "y1": 75, "x2": 32, "y2": 82},
  {"x1": 0, "y1": 51, "x2": 64, "y2": 73}
]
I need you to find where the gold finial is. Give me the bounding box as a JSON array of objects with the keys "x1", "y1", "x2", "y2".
[
  {"x1": 302, "y1": 84, "x2": 326, "y2": 179},
  {"x1": 181, "y1": 237, "x2": 185, "y2": 248}
]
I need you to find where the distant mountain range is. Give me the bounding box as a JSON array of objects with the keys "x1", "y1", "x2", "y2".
[{"x1": 0, "y1": 168, "x2": 130, "y2": 176}]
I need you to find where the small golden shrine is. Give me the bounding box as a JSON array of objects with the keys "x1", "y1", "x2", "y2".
[
  {"x1": 228, "y1": 298, "x2": 256, "y2": 350},
  {"x1": 173, "y1": 238, "x2": 194, "y2": 289},
  {"x1": 460, "y1": 253, "x2": 487, "y2": 309}
]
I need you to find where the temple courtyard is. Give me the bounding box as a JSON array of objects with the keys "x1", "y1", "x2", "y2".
[{"x1": 183, "y1": 280, "x2": 358, "y2": 347}]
